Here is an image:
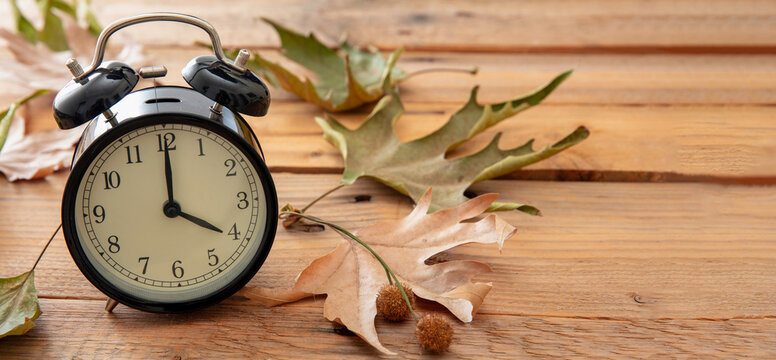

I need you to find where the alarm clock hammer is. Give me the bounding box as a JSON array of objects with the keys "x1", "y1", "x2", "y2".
[{"x1": 52, "y1": 13, "x2": 278, "y2": 313}]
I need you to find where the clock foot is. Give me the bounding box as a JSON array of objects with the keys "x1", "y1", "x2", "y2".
[{"x1": 105, "y1": 298, "x2": 119, "y2": 312}]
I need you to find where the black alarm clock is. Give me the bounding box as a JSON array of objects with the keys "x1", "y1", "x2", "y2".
[{"x1": 52, "y1": 13, "x2": 278, "y2": 313}]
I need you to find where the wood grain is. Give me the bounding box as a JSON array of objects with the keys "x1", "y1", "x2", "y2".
[
  {"x1": 7, "y1": 97, "x2": 776, "y2": 181},
  {"x1": 1, "y1": 298, "x2": 775, "y2": 358},
  {"x1": 2, "y1": 173, "x2": 775, "y2": 320},
  {"x1": 1, "y1": 1, "x2": 775, "y2": 358},
  {"x1": 250, "y1": 102, "x2": 776, "y2": 180},
  {"x1": 7, "y1": 50, "x2": 776, "y2": 106},
  {"x1": 4, "y1": 47, "x2": 776, "y2": 180},
  {"x1": 3, "y1": 0, "x2": 775, "y2": 52}
]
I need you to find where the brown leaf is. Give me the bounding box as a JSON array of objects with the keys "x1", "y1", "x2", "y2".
[
  {"x1": 0, "y1": 18, "x2": 145, "y2": 92},
  {"x1": 241, "y1": 189, "x2": 515, "y2": 354},
  {"x1": 0, "y1": 19, "x2": 147, "y2": 181},
  {"x1": 0, "y1": 102, "x2": 83, "y2": 181}
]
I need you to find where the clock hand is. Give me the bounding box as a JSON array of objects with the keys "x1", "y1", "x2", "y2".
[
  {"x1": 178, "y1": 210, "x2": 223, "y2": 233},
  {"x1": 163, "y1": 143, "x2": 174, "y2": 203}
]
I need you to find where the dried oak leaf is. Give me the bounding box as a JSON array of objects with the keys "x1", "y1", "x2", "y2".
[
  {"x1": 0, "y1": 16, "x2": 143, "y2": 92},
  {"x1": 0, "y1": 17, "x2": 145, "y2": 181},
  {"x1": 227, "y1": 19, "x2": 406, "y2": 112},
  {"x1": 316, "y1": 71, "x2": 589, "y2": 214},
  {"x1": 0, "y1": 95, "x2": 83, "y2": 181},
  {"x1": 0, "y1": 271, "x2": 41, "y2": 339},
  {"x1": 240, "y1": 189, "x2": 515, "y2": 354}
]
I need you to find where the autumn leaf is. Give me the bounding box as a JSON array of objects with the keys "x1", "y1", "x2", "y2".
[
  {"x1": 315, "y1": 71, "x2": 589, "y2": 214},
  {"x1": 0, "y1": 12, "x2": 145, "y2": 181},
  {"x1": 0, "y1": 95, "x2": 84, "y2": 181},
  {"x1": 8, "y1": 0, "x2": 102, "y2": 51},
  {"x1": 241, "y1": 189, "x2": 515, "y2": 354},
  {"x1": 226, "y1": 19, "x2": 406, "y2": 112},
  {"x1": 0, "y1": 271, "x2": 41, "y2": 339}
]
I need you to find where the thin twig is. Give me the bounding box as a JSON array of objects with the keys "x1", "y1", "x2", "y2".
[
  {"x1": 22, "y1": 223, "x2": 62, "y2": 283},
  {"x1": 282, "y1": 211, "x2": 419, "y2": 321},
  {"x1": 301, "y1": 184, "x2": 345, "y2": 213},
  {"x1": 403, "y1": 66, "x2": 478, "y2": 81}
]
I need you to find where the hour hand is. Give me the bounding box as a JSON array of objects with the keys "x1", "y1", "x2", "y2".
[{"x1": 178, "y1": 210, "x2": 223, "y2": 233}]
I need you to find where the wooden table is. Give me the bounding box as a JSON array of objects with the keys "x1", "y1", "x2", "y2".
[{"x1": 2, "y1": 1, "x2": 776, "y2": 358}]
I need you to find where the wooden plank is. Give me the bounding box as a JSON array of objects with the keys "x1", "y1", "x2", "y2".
[
  {"x1": 7, "y1": 98, "x2": 776, "y2": 181},
  {"x1": 0, "y1": 298, "x2": 775, "y2": 358},
  {"x1": 3, "y1": 0, "x2": 775, "y2": 52},
  {"x1": 249, "y1": 103, "x2": 776, "y2": 180},
  {"x1": 4, "y1": 47, "x2": 775, "y2": 179},
  {"x1": 7, "y1": 50, "x2": 776, "y2": 106},
  {"x1": 2, "y1": 173, "x2": 775, "y2": 319}
]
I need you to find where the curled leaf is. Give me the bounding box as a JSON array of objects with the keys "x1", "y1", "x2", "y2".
[
  {"x1": 241, "y1": 190, "x2": 515, "y2": 354},
  {"x1": 0, "y1": 15, "x2": 145, "y2": 181},
  {"x1": 0, "y1": 96, "x2": 84, "y2": 181},
  {"x1": 316, "y1": 71, "x2": 589, "y2": 214},
  {"x1": 0, "y1": 271, "x2": 41, "y2": 339}
]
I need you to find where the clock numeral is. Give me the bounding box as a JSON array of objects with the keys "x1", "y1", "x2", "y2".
[
  {"x1": 125, "y1": 145, "x2": 142, "y2": 164},
  {"x1": 237, "y1": 191, "x2": 249, "y2": 209},
  {"x1": 228, "y1": 223, "x2": 241, "y2": 240},
  {"x1": 156, "y1": 133, "x2": 176, "y2": 152},
  {"x1": 207, "y1": 249, "x2": 219, "y2": 266},
  {"x1": 138, "y1": 257, "x2": 149, "y2": 275},
  {"x1": 92, "y1": 205, "x2": 105, "y2": 223},
  {"x1": 197, "y1": 138, "x2": 205, "y2": 156},
  {"x1": 224, "y1": 159, "x2": 237, "y2": 176},
  {"x1": 107, "y1": 235, "x2": 120, "y2": 254},
  {"x1": 172, "y1": 260, "x2": 184, "y2": 279},
  {"x1": 102, "y1": 171, "x2": 120, "y2": 190}
]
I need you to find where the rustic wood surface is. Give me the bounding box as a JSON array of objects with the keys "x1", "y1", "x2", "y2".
[{"x1": 1, "y1": 0, "x2": 775, "y2": 358}]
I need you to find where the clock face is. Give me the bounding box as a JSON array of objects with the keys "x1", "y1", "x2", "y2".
[{"x1": 63, "y1": 116, "x2": 276, "y2": 311}]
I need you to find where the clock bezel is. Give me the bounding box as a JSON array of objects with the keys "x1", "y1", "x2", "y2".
[{"x1": 62, "y1": 113, "x2": 278, "y2": 313}]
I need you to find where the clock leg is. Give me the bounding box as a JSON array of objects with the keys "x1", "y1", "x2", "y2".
[{"x1": 105, "y1": 298, "x2": 119, "y2": 312}]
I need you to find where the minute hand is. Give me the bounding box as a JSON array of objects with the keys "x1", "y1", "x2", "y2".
[
  {"x1": 178, "y1": 211, "x2": 223, "y2": 233},
  {"x1": 163, "y1": 144, "x2": 174, "y2": 203}
]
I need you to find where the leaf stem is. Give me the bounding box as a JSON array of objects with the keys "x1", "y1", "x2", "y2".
[
  {"x1": 281, "y1": 211, "x2": 419, "y2": 321},
  {"x1": 301, "y1": 184, "x2": 345, "y2": 213},
  {"x1": 402, "y1": 66, "x2": 478, "y2": 81},
  {"x1": 23, "y1": 223, "x2": 61, "y2": 283}
]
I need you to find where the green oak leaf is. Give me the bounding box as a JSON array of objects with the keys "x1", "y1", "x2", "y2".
[
  {"x1": 227, "y1": 19, "x2": 406, "y2": 112},
  {"x1": 0, "y1": 271, "x2": 41, "y2": 339},
  {"x1": 9, "y1": 0, "x2": 38, "y2": 44},
  {"x1": 76, "y1": 0, "x2": 103, "y2": 37},
  {"x1": 35, "y1": 0, "x2": 70, "y2": 51},
  {"x1": 316, "y1": 70, "x2": 589, "y2": 214},
  {"x1": 8, "y1": 0, "x2": 102, "y2": 51}
]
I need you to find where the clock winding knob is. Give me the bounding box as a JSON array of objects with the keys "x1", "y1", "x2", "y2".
[{"x1": 66, "y1": 58, "x2": 84, "y2": 77}]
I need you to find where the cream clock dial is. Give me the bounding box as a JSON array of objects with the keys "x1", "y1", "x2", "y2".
[{"x1": 63, "y1": 116, "x2": 276, "y2": 311}]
